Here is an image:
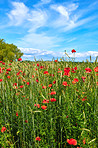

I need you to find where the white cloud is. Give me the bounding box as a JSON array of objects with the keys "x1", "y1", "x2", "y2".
[
  {"x1": 20, "y1": 47, "x2": 98, "y2": 61},
  {"x1": 17, "y1": 32, "x2": 61, "y2": 49},
  {"x1": 50, "y1": 2, "x2": 97, "y2": 32},
  {"x1": 7, "y1": 2, "x2": 29, "y2": 26},
  {"x1": 67, "y1": 37, "x2": 77, "y2": 42},
  {"x1": 41, "y1": 0, "x2": 51, "y2": 4},
  {"x1": 23, "y1": 55, "x2": 32, "y2": 58},
  {"x1": 20, "y1": 47, "x2": 64, "y2": 57},
  {"x1": 50, "y1": 3, "x2": 78, "y2": 30},
  {"x1": 69, "y1": 51, "x2": 98, "y2": 58},
  {"x1": 62, "y1": 15, "x2": 95, "y2": 32},
  {"x1": 66, "y1": 3, "x2": 79, "y2": 12},
  {"x1": 7, "y1": 1, "x2": 48, "y2": 32},
  {"x1": 34, "y1": 0, "x2": 51, "y2": 7},
  {"x1": 51, "y1": 5, "x2": 69, "y2": 20},
  {"x1": 27, "y1": 9, "x2": 47, "y2": 32}
]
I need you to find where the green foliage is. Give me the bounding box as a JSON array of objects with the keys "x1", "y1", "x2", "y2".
[
  {"x1": 0, "y1": 58, "x2": 97, "y2": 147},
  {"x1": 0, "y1": 39, "x2": 23, "y2": 61}
]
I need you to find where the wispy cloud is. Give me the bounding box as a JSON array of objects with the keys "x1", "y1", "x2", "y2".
[
  {"x1": 17, "y1": 32, "x2": 61, "y2": 49},
  {"x1": 67, "y1": 38, "x2": 77, "y2": 43},
  {"x1": 7, "y1": 2, "x2": 29, "y2": 26},
  {"x1": 69, "y1": 51, "x2": 98, "y2": 58},
  {"x1": 34, "y1": 0, "x2": 51, "y2": 7},
  {"x1": 51, "y1": 5, "x2": 69, "y2": 21},
  {"x1": 50, "y1": 2, "x2": 98, "y2": 32},
  {"x1": 27, "y1": 9, "x2": 48, "y2": 32}
]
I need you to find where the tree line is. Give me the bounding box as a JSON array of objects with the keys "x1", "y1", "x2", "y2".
[{"x1": 0, "y1": 39, "x2": 23, "y2": 61}]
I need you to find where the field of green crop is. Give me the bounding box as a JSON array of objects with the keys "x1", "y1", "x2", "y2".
[{"x1": 0, "y1": 59, "x2": 98, "y2": 148}]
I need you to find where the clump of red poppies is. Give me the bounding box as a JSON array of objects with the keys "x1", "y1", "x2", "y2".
[{"x1": 67, "y1": 138, "x2": 77, "y2": 146}]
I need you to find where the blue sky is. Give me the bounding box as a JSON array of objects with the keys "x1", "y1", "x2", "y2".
[{"x1": 0, "y1": 0, "x2": 98, "y2": 61}]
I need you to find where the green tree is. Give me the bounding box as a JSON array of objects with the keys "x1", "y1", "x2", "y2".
[{"x1": 0, "y1": 39, "x2": 23, "y2": 61}]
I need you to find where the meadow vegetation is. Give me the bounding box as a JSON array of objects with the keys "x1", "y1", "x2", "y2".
[{"x1": 0, "y1": 57, "x2": 98, "y2": 148}]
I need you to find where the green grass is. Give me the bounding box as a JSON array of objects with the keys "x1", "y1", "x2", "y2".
[{"x1": 0, "y1": 59, "x2": 98, "y2": 148}]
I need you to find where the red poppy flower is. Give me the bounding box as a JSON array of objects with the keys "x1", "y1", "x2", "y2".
[
  {"x1": 6, "y1": 68, "x2": 11, "y2": 71},
  {"x1": 16, "y1": 112, "x2": 18, "y2": 116},
  {"x1": 20, "y1": 85, "x2": 24, "y2": 88},
  {"x1": 81, "y1": 76, "x2": 86, "y2": 82},
  {"x1": 0, "y1": 67, "x2": 3, "y2": 73},
  {"x1": 23, "y1": 79, "x2": 26, "y2": 82},
  {"x1": 71, "y1": 49, "x2": 76, "y2": 53},
  {"x1": 16, "y1": 72, "x2": 20, "y2": 76},
  {"x1": 71, "y1": 70, "x2": 76, "y2": 73},
  {"x1": 19, "y1": 70, "x2": 22, "y2": 73},
  {"x1": 50, "y1": 91, "x2": 56, "y2": 95},
  {"x1": 74, "y1": 78, "x2": 79, "y2": 82},
  {"x1": 67, "y1": 138, "x2": 77, "y2": 146},
  {"x1": 0, "y1": 71, "x2": 2, "y2": 73},
  {"x1": 62, "y1": 81, "x2": 68, "y2": 86},
  {"x1": 53, "y1": 80, "x2": 56, "y2": 84},
  {"x1": 13, "y1": 83, "x2": 17, "y2": 86},
  {"x1": 7, "y1": 76, "x2": 11, "y2": 79},
  {"x1": 18, "y1": 76, "x2": 22, "y2": 80},
  {"x1": 32, "y1": 75, "x2": 34, "y2": 78},
  {"x1": 58, "y1": 71, "x2": 62, "y2": 73},
  {"x1": 36, "y1": 78, "x2": 39, "y2": 82},
  {"x1": 26, "y1": 82, "x2": 30, "y2": 85},
  {"x1": 1, "y1": 127, "x2": 7, "y2": 133},
  {"x1": 94, "y1": 67, "x2": 98, "y2": 72},
  {"x1": 37, "y1": 63, "x2": 39, "y2": 66},
  {"x1": 50, "y1": 98, "x2": 56, "y2": 102},
  {"x1": 81, "y1": 97, "x2": 87, "y2": 101},
  {"x1": 81, "y1": 76, "x2": 86, "y2": 79},
  {"x1": 35, "y1": 136, "x2": 41, "y2": 141},
  {"x1": 42, "y1": 99, "x2": 49, "y2": 103},
  {"x1": 64, "y1": 67, "x2": 71, "y2": 76},
  {"x1": 48, "y1": 84, "x2": 52, "y2": 87},
  {"x1": 41, "y1": 105, "x2": 47, "y2": 110},
  {"x1": 42, "y1": 86, "x2": 47, "y2": 89},
  {"x1": 83, "y1": 138, "x2": 86, "y2": 144},
  {"x1": 25, "y1": 120, "x2": 28, "y2": 123},
  {"x1": 2, "y1": 62, "x2": 5, "y2": 65},
  {"x1": 0, "y1": 79, "x2": 3, "y2": 82},
  {"x1": 74, "y1": 67, "x2": 77, "y2": 70},
  {"x1": 0, "y1": 61, "x2": 2, "y2": 63},
  {"x1": 64, "y1": 67, "x2": 71, "y2": 73},
  {"x1": 6, "y1": 71, "x2": 9, "y2": 74},
  {"x1": 2, "y1": 68, "x2": 5, "y2": 70},
  {"x1": 36, "y1": 79, "x2": 39, "y2": 82},
  {"x1": 50, "y1": 74, "x2": 54, "y2": 77},
  {"x1": 44, "y1": 71, "x2": 48, "y2": 74},
  {"x1": 72, "y1": 80, "x2": 76, "y2": 84},
  {"x1": 85, "y1": 67, "x2": 92, "y2": 73},
  {"x1": 40, "y1": 65, "x2": 44, "y2": 69},
  {"x1": 18, "y1": 58, "x2": 22, "y2": 61},
  {"x1": 82, "y1": 98, "x2": 86, "y2": 101},
  {"x1": 34, "y1": 104, "x2": 40, "y2": 108}
]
